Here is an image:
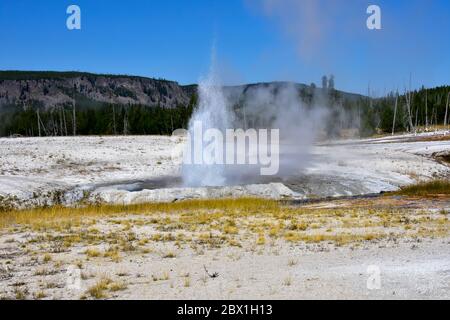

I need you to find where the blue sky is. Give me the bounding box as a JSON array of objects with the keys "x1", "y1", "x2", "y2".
[{"x1": 0, "y1": 0, "x2": 448, "y2": 95}]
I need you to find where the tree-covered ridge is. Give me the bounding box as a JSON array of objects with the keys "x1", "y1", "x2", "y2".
[
  {"x1": 0, "y1": 71, "x2": 448, "y2": 138},
  {"x1": 0, "y1": 71, "x2": 192, "y2": 112},
  {"x1": 0, "y1": 70, "x2": 172, "y2": 82}
]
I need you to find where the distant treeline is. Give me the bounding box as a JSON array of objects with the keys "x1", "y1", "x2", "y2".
[
  {"x1": 0, "y1": 85, "x2": 448, "y2": 137},
  {"x1": 0, "y1": 95, "x2": 196, "y2": 137},
  {"x1": 0, "y1": 70, "x2": 171, "y2": 82},
  {"x1": 371, "y1": 85, "x2": 450, "y2": 134}
]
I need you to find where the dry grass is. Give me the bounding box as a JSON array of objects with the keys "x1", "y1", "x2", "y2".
[
  {"x1": 0, "y1": 198, "x2": 277, "y2": 230},
  {"x1": 287, "y1": 259, "x2": 298, "y2": 267},
  {"x1": 393, "y1": 180, "x2": 450, "y2": 197},
  {"x1": 109, "y1": 281, "x2": 127, "y2": 292},
  {"x1": 14, "y1": 287, "x2": 28, "y2": 300},
  {"x1": 84, "y1": 248, "x2": 101, "y2": 258},
  {"x1": 162, "y1": 251, "x2": 177, "y2": 259},
  {"x1": 33, "y1": 291, "x2": 47, "y2": 299},
  {"x1": 183, "y1": 277, "x2": 191, "y2": 288},
  {"x1": 0, "y1": 196, "x2": 448, "y2": 256},
  {"x1": 86, "y1": 278, "x2": 112, "y2": 299},
  {"x1": 42, "y1": 253, "x2": 52, "y2": 263},
  {"x1": 283, "y1": 276, "x2": 293, "y2": 286},
  {"x1": 152, "y1": 272, "x2": 170, "y2": 281},
  {"x1": 1, "y1": 162, "x2": 450, "y2": 300},
  {"x1": 1, "y1": 194, "x2": 449, "y2": 299},
  {"x1": 103, "y1": 247, "x2": 121, "y2": 262}
]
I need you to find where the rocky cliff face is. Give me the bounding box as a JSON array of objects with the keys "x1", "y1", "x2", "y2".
[{"x1": 0, "y1": 71, "x2": 193, "y2": 110}]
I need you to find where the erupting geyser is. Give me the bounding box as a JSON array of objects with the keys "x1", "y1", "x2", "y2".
[
  {"x1": 182, "y1": 52, "x2": 233, "y2": 187},
  {"x1": 181, "y1": 48, "x2": 330, "y2": 188}
]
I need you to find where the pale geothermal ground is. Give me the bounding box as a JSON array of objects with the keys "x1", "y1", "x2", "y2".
[
  {"x1": 0, "y1": 131, "x2": 449, "y2": 299},
  {"x1": 0, "y1": 131, "x2": 449, "y2": 208}
]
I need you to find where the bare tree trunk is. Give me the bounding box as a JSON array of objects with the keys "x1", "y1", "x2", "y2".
[
  {"x1": 405, "y1": 89, "x2": 414, "y2": 132},
  {"x1": 37, "y1": 109, "x2": 41, "y2": 137},
  {"x1": 112, "y1": 104, "x2": 117, "y2": 135},
  {"x1": 38, "y1": 110, "x2": 48, "y2": 136},
  {"x1": 62, "y1": 107, "x2": 68, "y2": 136},
  {"x1": 52, "y1": 112, "x2": 57, "y2": 136},
  {"x1": 415, "y1": 107, "x2": 419, "y2": 129},
  {"x1": 430, "y1": 108, "x2": 433, "y2": 129},
  {"x1": 123, "y1": 111, "x2": 128, "y2": 136},
  {"x1": 59, "y1": 106, "x2": 64, "y2": 136},
  {"x1": 434, "y1": 108, "x2": 438, "y2": 131},
  {"x1": 445, "y1": 92, "x2": 450, "y2": 127},
  {"x1": 392, "y1": 93, "x2": 398, "y2": 136},
  {"x1": 73, "y1": 100, "x2": 77, "y2": 136},
  {"x1": 405, "y1": 75, "x2": 415, "y2": 133}
]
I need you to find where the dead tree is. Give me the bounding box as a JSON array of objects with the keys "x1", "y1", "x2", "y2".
[
  {"x1": 37, "y1": 109, "x2": 42, "y2": 137},
  {"x1": 433, "y1": 107, "x2": 438, "y2": 131},
  {"x1": 415, "y1": 107, "x2": 419, "y2": 129},
  {"x1": 392, "y1": 92, "x2": 398, "y2": 136},
  {"x1": 445, "y1": 91, "x2": 450, "y2": 127},
  {"x1": 62, "y1": 107, "x2": 68, "y2": 136},
  {"x1": 52, "y1": 112, "x2": 57, "y2": 136},
  {"x1": 123, "y1": 111, "x2": 129, "y2": 136},
  {"x1": 59, "y1": 106, "x2": 64, "y2": 136},
  {"x1": 112, "y1": 104, "x2": 117, "y2": 135},
  {"x1": 37, "y1": 110, "x2": 48, "y2": 136},
  {"x1": 404, "y1": 74, "x2": 415, "y2": 133},
  {"x1": 404, "y1": 89, "x2": 414, "y2": 132},
  {"x1": 72, "y1": 100, "x2": 77, "y2": 136}
]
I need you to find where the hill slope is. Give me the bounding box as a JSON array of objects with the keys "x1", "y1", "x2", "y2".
[
  {"x1": 0, "y1": 71, "x2": 191, "y2": 110},
  {"x1": 0, "y1": 71, "x2": 363, "y2": 111}
]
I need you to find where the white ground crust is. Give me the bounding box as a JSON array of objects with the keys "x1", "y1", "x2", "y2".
[
  {"x1": 0, "y1": 132, "x2": 449, "y2": 207},
  {"x1": 94, "y1": 183, "x2": 297, "y2": 204},
  {"x1": 1, "y1": 235, "x2": 449, "y2": 299}
]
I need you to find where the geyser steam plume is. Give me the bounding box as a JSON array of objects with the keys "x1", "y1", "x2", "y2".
[
  {"x1": 182, "y1": 50, "x2": 233, "y2": 187},
  {"x1": 182, "y1": 49, "x2": 330, "y2": 188}
]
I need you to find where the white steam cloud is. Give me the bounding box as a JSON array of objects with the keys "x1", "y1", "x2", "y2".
[{"x1": 182, "y1": 50, "x2": 331, "y2": 187}]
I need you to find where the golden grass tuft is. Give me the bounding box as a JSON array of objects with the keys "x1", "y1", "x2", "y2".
[
  {"x1": 109, "y1": 281, "x2": 127, "y2": 292},
  {"x1": 393, "y1": 180, "x2": 450, "y2": 196},
  {"x1": 86, "y1": 278, "x2": 112, "y2": 299},
  {"x1": 256, "y1": 233, "x2": 266, "y2": 245},
  {"x1": 0, "y1": 198, "x2": 277, "y2": 229},
  {"x1": 283, "y1": 276, "x2": 293, "y2": 286},
  {"x1": 1, "y1": 196, "x2": 449, "y2": 253},
  {"x1": 33, "y1": 291, "x2": 47, "y2": 299},
  {"x1": 162, "y1": 251, "x2": 177, "y2": 259},
  {"x1": 84, "y1": 248, "x2": 101, "y2": 258},
  {"x1": 103, "y1": 247, "x2": 121, "y2": 262},
  {"x1": 42, "y1": 253, "x2": 52, "y2": 263}
]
